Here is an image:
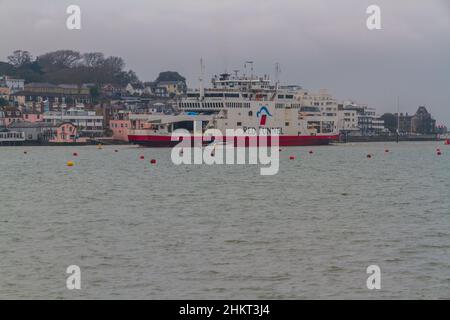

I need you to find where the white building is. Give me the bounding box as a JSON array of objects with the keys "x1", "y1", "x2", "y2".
[
  {"x1": 43, "y1": 108, "x2": 104, "y2": 137},
  {"x1": 303, "y1": 89, "x2": 339, "y2": 117},
  {"x1": 126, "y1": 83, "x2": 144, "y2": 96},
  {"x1": 337, "y1": 108, "x2": 359, "y2": 131},
  {"x1": 341, "y1": 101, "x2": 385, "y2": 135}
]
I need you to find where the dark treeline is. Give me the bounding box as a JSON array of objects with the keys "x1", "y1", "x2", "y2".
[{"x1": 0, "y1": 50, "x2": 140, "y2": 85}]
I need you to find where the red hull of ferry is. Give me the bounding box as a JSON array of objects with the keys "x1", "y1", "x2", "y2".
[{"x1": 128, "y1": 134, "x2": 339, "y2": 147}]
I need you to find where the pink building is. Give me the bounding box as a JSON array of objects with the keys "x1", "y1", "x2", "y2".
[
  {"x1": 110, "y1": 119, "x2": 132, "y2": 142},
  {"x1": 49, "y1": 122, "x2": 87, "y2": 143},
  {"x1": 1, "y1": 108, "x2": 22, "y2": 127},
  {"x1": 23, "y1": 113, "x2": 43, "y2": 123}
]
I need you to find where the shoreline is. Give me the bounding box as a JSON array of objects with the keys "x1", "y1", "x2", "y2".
[{"x1": 343, "y1": 134, "x2": 439, "y2": 143}]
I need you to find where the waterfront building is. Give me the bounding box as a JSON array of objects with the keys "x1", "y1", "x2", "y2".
[
  {"x1": 49, "y1": 122, "x2": 81, "y2": 143},
  {"x1": 0, "y1": 130, "x2": 25, "y2": 145},
  {"x1": 411, "y1": 106, "x2": 436, "y2": 134},
  {"x1": 387, "y1": 106, "x2": 436, "y2": 135},
  {"x1": 337, "y1": 106, "x2": 359, "y2": 132},
  {"x1": 372, "y1": 116, "x2": 386, "y2": 135},
  {"x1": 7, "y1": 122, "x2": 57, "y2": 141},
  {"x1": 43, "y1": 107, "x2": 104, "y2": 137},
  {"x1": 308, "y1": 89, "x2": 339, "y2": 117},
  {"x1": 395, "y1": 113, "x2": 413, "y2": 134},
  {"x1": 6, "y1": 121, "x2": 84, "y2": 143},
  {"x1": 110, "y1": 110, "x2": 166, "y2": 142},
  {"x1": 110, "y1": 111, "x2": 132, "y2": 142},
  {"x1": 340, "y1": 102, "x2": 385, "y2": 136}
]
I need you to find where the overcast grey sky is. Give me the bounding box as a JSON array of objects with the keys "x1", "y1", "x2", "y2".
[{"x1": 1, "y1": 0, "x2": 449, "y2": 125}]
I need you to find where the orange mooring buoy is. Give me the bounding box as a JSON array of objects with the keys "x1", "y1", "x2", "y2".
[
  {"x1": 367, "y1": 154, "x2": 372, "y2": 159},
  {"x1": 437, "y1": 151, "x2": 442, "y2": 156},
  {"x1": 73, "y1": 152, "x2": 78, "y2": 157},
  {"x1": 140, "y1": 155, "x2": 145, "y2": 160},
  {"x1": 150, "y1": 159, "x2": 157, "y2": 164},
  {"x1": 67, "y1": 161, "x2": 74, "y2": 167},
  {"x1": 309, "y1": 150, "x2": 314, "y2": 154},
  {"x1": 289, "y1": 155, "x2": 295, "y2": 160}
]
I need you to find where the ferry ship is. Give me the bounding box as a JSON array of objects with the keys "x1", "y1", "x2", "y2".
[{"x1": 128, "y1": 70, "x2": 339, "y2": 147}]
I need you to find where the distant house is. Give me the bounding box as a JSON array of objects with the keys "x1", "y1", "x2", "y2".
[
  {"x1": 154, "y1": 85, "x2": 168, "y2": 98},
  {"x1": 126, "y1": 83, "x2": 145, "y2": 96},
  {"x1": 156, "y1": 80, "x2": 185, "y2": 97},
  {"x1": 101, "y1": 84, "x2": 126, "y2": 99}
]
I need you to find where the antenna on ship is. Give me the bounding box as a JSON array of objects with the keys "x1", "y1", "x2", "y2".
[
  {"x1": 244, "y1": 61, "x2": 254, "y2": 89},
  {"x1": 275, "y1": 62, "x2": 281, "y2": 92},
  {"x1": 199, "y1": 58, "x2": 205, "y2": 100}
]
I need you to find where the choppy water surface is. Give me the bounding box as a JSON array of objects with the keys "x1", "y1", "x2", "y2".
[{"x1": 0, "y1": 142, "x2": 449, "y2": 299}]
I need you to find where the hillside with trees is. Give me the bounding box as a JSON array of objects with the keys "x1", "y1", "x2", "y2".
[{"x1": 0, "y1": 50, "x2": 140, "y2": 86}]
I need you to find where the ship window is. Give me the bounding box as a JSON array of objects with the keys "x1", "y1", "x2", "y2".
[
  {"x1": 248, "y1": 111, "x2": 253, "y2": 116},
  {"x1": 237, "y1": 122, "x2": 242, "y2": 126},
  {"x1": 285, "y1": 122, "x2": 290, "y2": 126},
  {"x1": 285, "y1": 95, "x2": 294, "y2": 99}
]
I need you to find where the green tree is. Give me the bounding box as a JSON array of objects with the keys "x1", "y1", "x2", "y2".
[
  {"x1": 156, "y1": 71, "x2": 186, "y2": 83},
  {"x1": 90, "y1": 86, "x2": 100, "y2": 104}
]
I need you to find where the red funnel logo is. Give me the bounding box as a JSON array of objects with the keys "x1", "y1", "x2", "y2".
[{"x1": 257, "y1": 106, "x2": 272, "y2": 126}]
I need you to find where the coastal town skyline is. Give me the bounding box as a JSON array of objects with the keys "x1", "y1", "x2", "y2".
[{"x1": 0, "y1": 0, "x2": 449, "y2": 125}]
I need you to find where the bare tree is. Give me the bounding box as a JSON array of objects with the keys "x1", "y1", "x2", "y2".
[
  {"x1": 82, "y1": 52, "x2": 105, "y2": 68},
  {"x1": 101, "y1": 56, "x2": 125, "y2": 74},
  {"x1": 38, "y1": 50, "x2": 82, "y2": 69},
  {"x1": 7, "y1": 50, "x2": 33, "y2": 67}
]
